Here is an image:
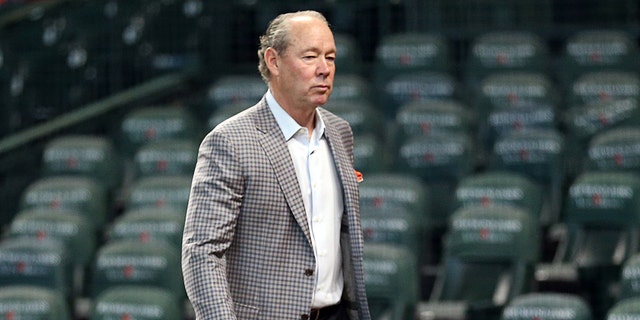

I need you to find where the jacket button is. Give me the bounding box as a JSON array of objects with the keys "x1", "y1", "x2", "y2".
[
  {"x1": 304, "y1": 268, "x2": 314, "y2": 276},
  {"x1": 301, "y1": 314, "x2": 310, "y2": 320}
]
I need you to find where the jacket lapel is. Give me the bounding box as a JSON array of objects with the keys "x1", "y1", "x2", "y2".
[{"x1": 253, "y1": 99, "x2": 313, "y2": 247}]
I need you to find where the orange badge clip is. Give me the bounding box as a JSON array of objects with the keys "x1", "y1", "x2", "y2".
[{"x1": 354, "y1": 169, "x2": 363, "y2": 183}]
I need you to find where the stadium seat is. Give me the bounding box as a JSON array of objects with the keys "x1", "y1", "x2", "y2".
[
  {"x1": 202, "y1": 74, "x2": 267, "y2": 116},
  {"x1": 90, "y1": 240, "x2": 183, "y2": 302},
  {"x1": 397, "y1": 132, "x2": 475, "y2": 229},
  {"x1": 327, "y1": 74, "x2": 374, "y2": 106},
  {"x1": 334, "y1": 33, "x2": 364, "y2": 76},
  {"x1": 41, "y1": 135, "x2": 123, "y2": 192},
  {"x1": 465, "y1": 31, "x2": 550, "y2": 89},
  {"x1": 619, "y1": 253, "x2": 640, "y2": 300},
  {"x1": 564, "y1": 98, "x2": 640, "y2": 175},
  {"x1": 454, "y1": 171, "x2": 543, "y2": 226},
  {"x1": 501, "y1": 292, "x2": 592, "y2": 320},
  {"x1": 606, "y1": 297, "x2": 640, "y2": 320},
  {"x1": 476, "y1": 72, "x2": 558, "y2": 116},
  {"x1": 560, "y1": 29, "x2": 639, "y2": 87},
  {"x1": 0, "y1": 285, "x2": 72, "y2": 320},
  {"x1": 586, "y1": 126, "x2": 640, "y2": 172},
  {"x1": 418, "y1": 205, "x2": 539, "y2": 320},
  {"x1": 358, "y1": 173, "x2": 430, "y2": 221},
  {"x1": 353, "y1": 134, "x2": 387, "y2": 174},
  {"x1": 106, "y1": 207, "x2": 186, "y2": 250},
  {"x1": 19, "y1": 176, "x2": 109, "y2": 229},
  {"x1": 490, "y1": 129, "x2": 565, "y2": 227},
  {"x1": 125, "y1": 175, "x2": 192, "y2": 212},
  {"x1": 206, "y1": 103, "x2": 248, "y2": 130},
  {"x1": 395, "y1": 99, "x2": 475, "y2": 139},
  {"x1": 90, "y1": 285, "x2": 182, "y2": 320},
  {"x1": 7, "y1": 208, "x2": 96, "y2": 270},
  {"x1": 485, "y1": 101, "x2": 556, "y2": 151},
  {"x1": 567, "y1": 71, "x2": 640, "y2": 109},
  {"x1": 382, "y1": 71, "x2": 462, "y2": 117},
  {"x1": 364, "y1": 243, "x2": 419, "y2": 320},
  {"x1": 541, "y1": 171, "x2": 640, "y2": 316},
  {"x1": 0, "y1": 238, "x2": 71, "y2": 298},
  {"x1": 133, "y1": 138, "x2": 198, "y2": 179},
  {"x1": 323, "y1": 98, "x2": 382, "y2": 137},
  {"x1": 118, "y1": 106, "x2": 201, "y2": 157}
]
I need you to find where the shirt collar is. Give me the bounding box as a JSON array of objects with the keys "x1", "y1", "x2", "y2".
[{"x1": 266, "y1": 90, "x2": 325, "y2": 141}]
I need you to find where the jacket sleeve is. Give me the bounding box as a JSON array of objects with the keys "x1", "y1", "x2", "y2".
[{"x1": 182, "y1": 129, "x2": 244, "y2": 319}]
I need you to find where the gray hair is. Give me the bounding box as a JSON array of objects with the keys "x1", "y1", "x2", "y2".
[{"x1": 257, "y1": 10, "x2": 329, "y2": 83}]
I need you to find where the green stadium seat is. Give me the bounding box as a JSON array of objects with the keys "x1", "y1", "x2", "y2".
[
  {"x1": 454, "y1": 171, "x2": 544, "y2": 226},
  {"x1": 382, "y1": 71, "x2": 461, "y2": 117},
  {"x1": 564, "y1": 99, "x2": 640, "y2": 174},
  {"x1": 327, "y1": 74, "x2": 374, "y2": 105},
  {"x1": 465, "y1": 31, "x2": 550, "y2": 89},
  {"x1": 90, "y1": 285, "x2": 182, "y2": 320},
  {"x1": 567, "y1": 71, "x2": 640, "y2": 109},
  {"x1": 125, "y1": 175, "x2": 192, "y2": 212},
  {"x1": 206, "y1": 103, "x2": 248, "y2": 130},
  {"x1": 0, "y1": 238, "x2": 71, "y2": 298},
  {"x1": 485, "y1": 101, "x2": 556, "y2": 150},
  {"x1": 323, "y1": 99, "x2": 382, "y2": 136},
  {"x1": 7, "y1": 208, "x2": 96, "y2": 269},
  {"x1": 490, "y1": 129, "x2": 565, "y2": 227},
  {"x1": 41, "y1": 135, "x2": 123, "y2": 191},
  {"x1": 353, "y1": 134, "x2": 387, "y2": 174},
  {"x1": 560, "y1": 29, "x2": 639, "y2": 86},
  {"x1": 374, "y1": 32, "x2": 452, "y2": 82},
  {"x1": 419, "y1": 205, "x2": 539, "y2": 320},
  {"x1": 501, "y1": 293, "x2": 592, "y2": 320},
  {"x1": 118, "y1": 106, "x2": 201, "y2": 157},
  {"x1": 19, "y1": 176, "x2": 109, "y2": 229},
  {"x1": 620, "y1": 253, "x2": 640, "y2": 300},
  {"x1": 133, "y1": 139, "x2": 198, "y2": 179},
  {"x1": 202, "y1": 74, "x2": 267, "y2": 115},
  {"x1": 476, "y1": 72, "x2": 559, "y2": 116},
  {"x1": 395, "y1": 99, "x2": 475, "y2": 138},
  {"x1": 358, "y1": 173, "x2": 430, "y2": 218},
  {"x1": 607, "y1": 297, "x2": 640, "y2": 320},
  {"x1": 0, "y1": 286, "x2": 72, "y2": 320},
  {"x1": 106, "y1": 207, "x2": 185, "y2": 250},
  {"x1": 90, "y1": 240, "x2": 183, "y2": 301},
  {"x1": 334, "y1": 33, "x2": 364, "y2": 76},
  {"x1": 586, "y1": 126, "x2": 640, "y2": 172},
  {"x1": 542, "y1": 171, "x2": 640, "y2": 315},
  {"x1": 364, "y1": 244, "x2": 419, "y2": 320}
]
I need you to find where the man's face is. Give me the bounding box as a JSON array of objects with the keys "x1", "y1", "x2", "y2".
[{"x1": 272, "y1": 17, "x2": 336, "y2": 109}]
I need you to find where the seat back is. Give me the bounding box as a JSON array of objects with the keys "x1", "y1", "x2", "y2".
[
  {"x1": 568, "y1": 71, "x2": 640, "y2": 109},
  {"x1": 133, "y1": 139, "x2": 198, "y2": 178},
  {"x1": 119, "y1": 106, "x2": 200, "y2": 156},
  {"x1": 358, "y1": 173, "x2": 429, "y2": 217},
  {"x1": 42, "y1": 135, "x2": 123, "y2": 191},
  {"x1": 587, "y1": 126, "x2": 640, "y2": 172},
  {"x1": 7, "y1": 208, "x2": 96, "y2": 267},
  {"x1": 383, "y1": 71, "x2": 461, "y2": 117},
  {"x1": 620, "y1": 253, "x2": 640, "y2": 300},
  {"x1": 561, "y1": 30, "x2": 639, "y2": 86},
  {"x1": 477, "y1": 72, "x2": 558, "y2": 116},
  {"x1": 107, "y1": 207, "x2": 185, "y2": 250},
  {"x1": 19, "y1": 176, "x2": 108, "y2": 228},
  {"x1": 353, "y1": 134, "x2": 387, "y2": 174},
  {"x1": 323, "y1": 99, "x2": 382, "y2": 136},
  {"x1": 203, "y1": 74, "x2": 266, "y2": 115},
  {"x1": 501, "y1": 293, "x2": 591, "y2": 320},
  {"x1": 91, "y1": 285, "x2": 182, "y2": 320},
  {"x1": 455, "y1": 171, "x2": 543, "y2": 223},
  {"x1": 361, "y1": 205, "x2": 423, "y2": 263},
  {"x1": 465, "y1": 31, "x2": 549, "y2": 88},
  {"x1": 565, "y1": 98, "x2": 640, "y2": 148},
  {"x1": 327, "y1": 74, "x2": 374, "y2": 105},
  {"x1": 364, "y1": 244, "x2": 419, "y2": 320},
  {"x1": 90, "y1": 241, "x2": 183, "y2": 300},
  {"x1": 125, "y1": 175, "x2": 192, "y2": 212},
  {"x1": 607, "y1": 297, "x2": 640, "y2": 320},
  {"x1": 0, "y1": 238, "x2": 71, "y2": 297},
  {"x1": 431, "y1": 205, "x2": 538, "y2": 307},
  {"x1": 0, "y1": 286, "x2": 71, "y2": 320},
  {"x1": 396, "y1": 99, "x2": 475, "y2": 139}
]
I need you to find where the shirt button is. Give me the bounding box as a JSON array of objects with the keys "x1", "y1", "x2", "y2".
[{"x1": 304, "y1": 269, "x2": 314, "y2": 276}]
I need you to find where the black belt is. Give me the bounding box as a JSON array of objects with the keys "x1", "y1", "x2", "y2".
[{"x1": 310, "y1": 302, "x2": 342, "y2": 320}]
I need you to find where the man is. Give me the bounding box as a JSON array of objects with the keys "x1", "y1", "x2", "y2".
[{"x1": 181, "y1": 10, "x2": 371, "y2": 320}]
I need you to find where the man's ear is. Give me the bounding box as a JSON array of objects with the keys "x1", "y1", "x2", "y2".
[{"x1": 264, "y1": 47, "x2": 279, "y2": 76}]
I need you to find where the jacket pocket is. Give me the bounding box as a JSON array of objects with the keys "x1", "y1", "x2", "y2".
[{"x1": 234, "y1": 302, "x2": 259, "y2": 320}]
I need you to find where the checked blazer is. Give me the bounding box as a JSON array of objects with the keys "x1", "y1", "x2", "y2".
[{"x1": 182, "y1": 96, "x2": 371, "y2": 320}]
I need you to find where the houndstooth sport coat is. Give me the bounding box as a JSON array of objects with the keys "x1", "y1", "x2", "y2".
[{"x1": 182, "y1": 96, "x2": 371, "y2": 320}]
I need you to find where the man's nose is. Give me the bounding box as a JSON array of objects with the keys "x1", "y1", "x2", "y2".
[{"x1": 317, "y1": 57, "x2": 332, "y2": 76}]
